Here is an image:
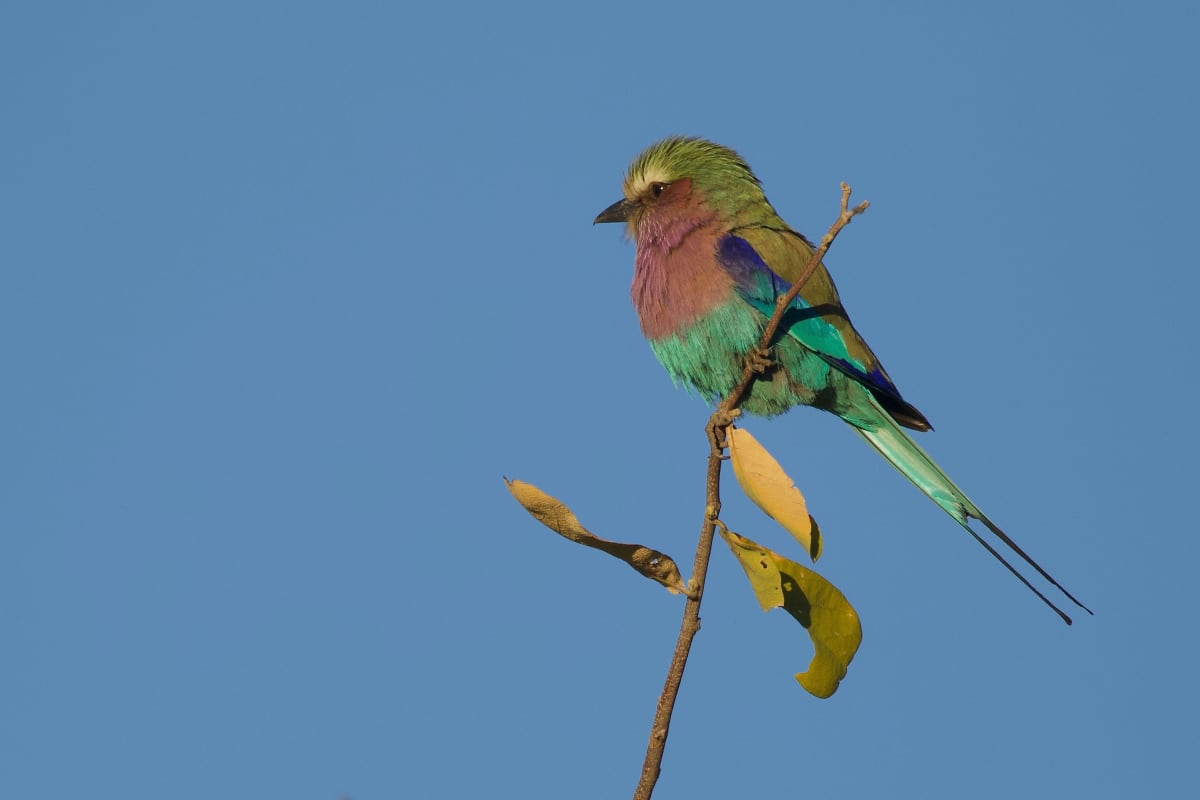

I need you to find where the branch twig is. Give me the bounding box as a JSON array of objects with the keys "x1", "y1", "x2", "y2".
[{"x1": 632, "y1": 183, "x2": 869, "y2": 800}]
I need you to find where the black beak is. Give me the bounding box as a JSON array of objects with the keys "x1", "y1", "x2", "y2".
[{"x1": 593, "y1": 198, "x2": 634, "y2": 224}]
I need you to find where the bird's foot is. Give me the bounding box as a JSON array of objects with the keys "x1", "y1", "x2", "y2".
[
  {"x1": 707, "y1": 408, "x2": 741, "y2": 452},
  {"x1": 745, "y1": 346, "x2": 775, "y2": 376}
]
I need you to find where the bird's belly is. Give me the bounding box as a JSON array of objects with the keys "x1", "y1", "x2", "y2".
[
  {"x1": 647, "y1": 301, "x2": 834, "y2": 417},
  {"x1": 648, "y1": 303, "x2": 759, "y2": 398}
]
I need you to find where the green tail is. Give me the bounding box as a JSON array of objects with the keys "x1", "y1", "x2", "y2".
[{"x1": 852, "y1": 397, "x2": 1092, "y2": 624}]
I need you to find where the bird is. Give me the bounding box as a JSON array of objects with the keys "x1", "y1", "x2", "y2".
[{"x1": 594, "y1": 136, "x2": 1090, "y2": 624}]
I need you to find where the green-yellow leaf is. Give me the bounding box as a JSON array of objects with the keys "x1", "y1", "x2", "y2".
[
  {"x1": 727, "y1": 427, "x2": 822, "y2": 561},
  {"x1": 504, "y1": 478, "x2": 689, "y2": 595},
  {"x1": 719, "y1": 527, "x2": 861, "y2": 698}
]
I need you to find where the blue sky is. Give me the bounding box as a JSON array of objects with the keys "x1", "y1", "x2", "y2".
[{"x1": 3, "y1": 1, "x2": 1197, "y2": 797}]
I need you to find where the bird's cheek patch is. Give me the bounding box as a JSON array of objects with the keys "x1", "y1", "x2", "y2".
[{"x1": 664, "y1": 177, "x2": 693, "y2": 202}]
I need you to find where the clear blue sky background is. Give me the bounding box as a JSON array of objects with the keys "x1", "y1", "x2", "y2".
[{"x1": 3, "y1": 2, "x2": 1196, "y2": 798}]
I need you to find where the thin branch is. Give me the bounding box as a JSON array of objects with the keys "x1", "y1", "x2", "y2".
[
  {"x1": 631, "y1": 439, "x2": 724, "y2": 800},
  {"x1": 632, "y1": 183, "x2": 869, "y2": 800}
]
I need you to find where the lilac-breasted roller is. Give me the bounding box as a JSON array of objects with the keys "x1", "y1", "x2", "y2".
[{"x1": 595, "y1": 136, "x2": 1090, "y2": 624}]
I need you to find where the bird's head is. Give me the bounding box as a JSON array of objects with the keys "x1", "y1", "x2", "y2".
[{"x1": 594, "y1": 136, "x2": 769, "y2": 239}]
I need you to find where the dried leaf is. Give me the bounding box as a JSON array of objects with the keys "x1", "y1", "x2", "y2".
[
  {"x1": 505, "y1": 478, "x2": 688, "y2": 595},
  {"x1": 728, "y1": 427, "x2": 822, "y2": 561},
  {"x1": 719, "y1": 527, "x2": 861, "y2": 698}
]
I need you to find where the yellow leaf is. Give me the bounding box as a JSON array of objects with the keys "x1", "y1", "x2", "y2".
[
  {"x1": 719, "y1": 527, "x2": 861, "y2": 698},
  {"x1": 727, "y1": 427, "x2": 822, "y2": 561},
  {"x1": 504, "y1": 478, "x2": 689, "y2": 595}
]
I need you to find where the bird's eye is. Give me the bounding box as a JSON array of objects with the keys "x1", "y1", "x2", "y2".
[{"x1": 650, "y1": 182, "x2": 668, "y2": 198}]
